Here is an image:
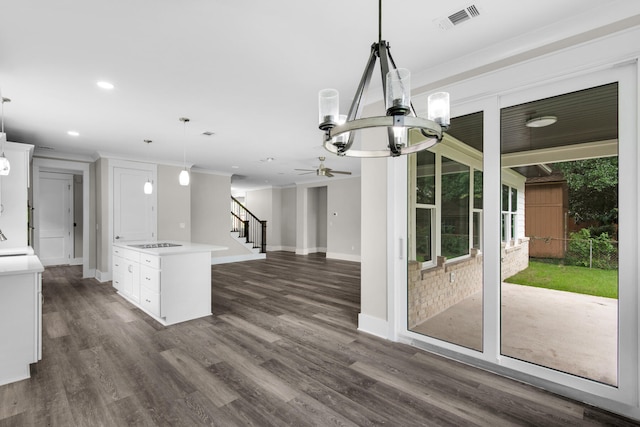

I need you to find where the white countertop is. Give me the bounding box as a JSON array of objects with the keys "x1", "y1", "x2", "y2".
[
  {"x1": 0, "y1": 255, "x2": 44, "y2": 276},
  {"x1": 0, "y1": 246, "x2": 35, "y2": 256},
  {"x1": 114, "y1": 240, "x2": 228, "y2": 256}
]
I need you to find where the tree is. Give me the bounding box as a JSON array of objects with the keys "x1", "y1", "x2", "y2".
[{"x1": 553, "y1": 157, "x2": 618, "y2": 227}]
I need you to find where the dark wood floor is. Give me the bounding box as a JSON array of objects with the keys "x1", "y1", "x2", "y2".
[{"x1": 0, "y1": 251, "x2": 637, "y2": 426}]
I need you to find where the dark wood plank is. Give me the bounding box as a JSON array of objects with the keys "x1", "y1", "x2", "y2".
[{"x1": 0, "y1": 252, "x2": 638, "y2": 426}]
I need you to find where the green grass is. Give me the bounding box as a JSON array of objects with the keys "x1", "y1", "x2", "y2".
[{"x1": 504, "y1": 260, "x2": 618, "y2": 299}]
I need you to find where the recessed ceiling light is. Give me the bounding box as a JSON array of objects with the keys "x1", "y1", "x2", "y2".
[
  {"x1": 67, "y1": 130, "x2": 80, "y2": 136},
  {"x1": 202, "y1": 131, "x2": 215, "y2": 136},
  {"x1": 525, "y1": 116, "x2": 557, "y2": 128},
  {"x1": 97, "y1": 81, "x2": 114, "y2": 90},
  {"x1": 231, "y1": 165, "x2": 239, "y2": 169}
]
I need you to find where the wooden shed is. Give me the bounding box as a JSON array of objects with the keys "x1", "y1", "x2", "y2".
[{"x1": 524, "y1": 174, "x2": 569, "y2": 259}]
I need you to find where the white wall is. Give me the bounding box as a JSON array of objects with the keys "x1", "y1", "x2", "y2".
[
  {"x1": 317, "y1": 186, "x2": 327, "y2": 250},
  {"x1": 157, "y1": 165, "x2": 191, "y2": 241},
  {"x1": 190, "y1": 171, "x2": 250, "y2": 258},
  {"x1": 280, "y1": 187, "x2": 296, "y2": 250},
  {"x1": 326, "y1": 177, "x2": 360, "y2": 261},
  {"x1": 306, "y1": 186, "x2": 319, "y2": 250},
  {"x1": 244, "y1": 187, "x2": 277, "y2": 248}
]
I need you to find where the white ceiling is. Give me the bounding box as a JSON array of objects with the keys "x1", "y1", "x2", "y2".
[{"x1": 1, "y1": 0, "x2": 639, "y2": 192}]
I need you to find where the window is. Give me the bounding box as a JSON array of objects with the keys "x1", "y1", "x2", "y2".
[
  {"x1": 415, "y1": 150, "x2": 436, "y2": 264},
  {"x1": 501, "y1": 184, "x2": 517, "y2": 243},
  {"x1": 473, "y1": 170, "x2": 483, "y2": 250},
  {"x1": 441, "y1": 156, "x2": 470, "y2": 259}
]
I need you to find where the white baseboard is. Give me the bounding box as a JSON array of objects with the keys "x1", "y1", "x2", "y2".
[
  {"x1": 95, "y1": 269, "x2": 112, "y2": 283},
  {"x1": 70, "y1": 257, "x2": 83, "y2": 266},
  {"x1": 357, "y1": 313, "x2": 389, "y2": 339},
  {"x1": 294, "y1": 247, "x2": 326, "y2": 255},
  {"x1": 267, "y1": 245, "x2": 296, "y2": 252},
  {"x1": 326, "y1": 252, "x2": 361, "y2": 262},
  {"x1": 211, "y1": 253, "x2": 266, "y2": 265}
]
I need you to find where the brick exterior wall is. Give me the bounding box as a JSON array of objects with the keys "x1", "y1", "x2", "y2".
[
  {"x1": 501, "y1": 237, "x2": 530, "y2": 280},
  {"x1": 408, "y1": 238, "x2": 529, "y2": 329}
]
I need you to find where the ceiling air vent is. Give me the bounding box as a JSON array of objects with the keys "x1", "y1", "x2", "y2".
[{"x1": 435, "y1": 4, "x2": 482, "y2": 30}]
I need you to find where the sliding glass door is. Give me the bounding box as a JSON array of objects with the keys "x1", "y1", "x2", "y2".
[{"x1": 500, "y1": 83, "x2": 619, "y2": 386}]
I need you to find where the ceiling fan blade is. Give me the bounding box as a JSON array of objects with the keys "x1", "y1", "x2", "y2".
[
  {"x1": 330, "y1": 170, "x2": 352, "y2": 175},
  {"x1": 296, "y1": 171, "x2": 316, "y2": 175},
  {"x1": 294, "y1": 168, "x2": 315, "y2": 171}
]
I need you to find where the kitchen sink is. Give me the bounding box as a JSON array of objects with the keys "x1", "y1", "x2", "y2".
[{"x1": 129, "y1": 242, "x2": 183, "y2": 249}]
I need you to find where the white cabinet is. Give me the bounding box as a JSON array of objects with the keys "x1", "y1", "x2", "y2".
[
  {"x1": 140, "y1": 259, "x2": 161, "y2": 317},
  {"x1": 112, "y1": 242, "x2": 224, "y2": 326},
  {"x1": 0, "y1": 140, "x2": 34, "y2": 253},
  {"x1": 112, "y1": 246, "x2": 139, "y2": 303},
  {"x1": 0, "y1": 255, "x2": 44, "y2": 386}
]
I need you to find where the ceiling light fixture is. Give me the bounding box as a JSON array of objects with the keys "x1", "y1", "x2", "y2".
[
  {"x1": 318, "y1": 0, "x2": 450, "y2": 158},
  {"x1": 67, "y1": 130, "x2": 80, "y2": 136},
  {"x1": 179, "y1": 117, "x2": 190, "y2": 186},
  {"x1": 0, "y1": 94, "x2": 11, "y2": 176},
  {"x1": 97, "y1": 81, "x2": 115, "y2": 90},
  {"x1": 525, "y1": 116, "x2": 557, "y2": 128},
  {"x1": 143, "y1": 140, "x2": 153, "y2": 194}
]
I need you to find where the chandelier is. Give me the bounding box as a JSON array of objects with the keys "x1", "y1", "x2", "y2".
[{"x1": 318, "y1": 0, "x2": 450, "y2": 158}]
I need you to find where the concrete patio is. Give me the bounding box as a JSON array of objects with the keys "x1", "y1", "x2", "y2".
[{"x1": 412, "y1": 283, "x2": 618, "y2": 386}]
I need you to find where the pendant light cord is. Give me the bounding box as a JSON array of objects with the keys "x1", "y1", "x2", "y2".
[{"x1": 378, "y1": 0, "x2": 382, "y2": 44}]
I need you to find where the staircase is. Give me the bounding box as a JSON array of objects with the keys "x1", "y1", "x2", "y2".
[{"x1": 231, "y1": 196, "x2": 267, "y2": 253}]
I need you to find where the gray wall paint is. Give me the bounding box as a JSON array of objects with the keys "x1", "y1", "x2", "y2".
[
  {"x1": 190, "y1": 171, "x2": 250, "y2": 257},
  {"x1": 317, "y1": 186, "x2": 327, "y2": 250},
  {"x1": 280, "y1": 187, "x2": 296, "y2": 249},
  {"x1": 246, "y1": 178, "x2": 360, "y2": 258},
  {"x1": 157, "y1": 165, "x2": 191, "y2": 241},
  {"x1": 73, "y1": 175, "x2": 83, "y2": 258},
  {"x1": 245, "y1": 188, "x2": 276, "y2": 247},
  {"x1": 306, "y1": 187, "x2": 319, "y2": 249},
  {"x1": 326, "y1": 177, "x2": 360, "y2": 258}
]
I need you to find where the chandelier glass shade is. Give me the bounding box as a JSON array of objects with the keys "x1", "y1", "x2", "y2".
[{"x1": 318, "y1": 1, "x2": 450, "y2": 158}]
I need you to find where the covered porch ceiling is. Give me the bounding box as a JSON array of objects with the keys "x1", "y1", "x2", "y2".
[{"x1": 446, "y1": 82, "x2": 618, "y2": 178}]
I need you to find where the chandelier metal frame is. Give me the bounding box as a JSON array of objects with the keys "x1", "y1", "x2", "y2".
[{"x1": 319, "y1": 0, "x2": 449, "y2": 158}]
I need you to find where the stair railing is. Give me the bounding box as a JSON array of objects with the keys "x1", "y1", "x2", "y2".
[{"x1": 231, "y1": 196, "x2": 267, "y2": 253}]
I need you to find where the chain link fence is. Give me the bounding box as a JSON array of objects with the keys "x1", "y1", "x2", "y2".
[{"x1": 528, "y1": 230, "x2": 618, "y2": 270}]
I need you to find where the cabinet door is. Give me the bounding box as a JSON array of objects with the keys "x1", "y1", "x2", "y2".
[
  {"x1": 112, "y1": 255, "x2": 124, "y2": 292},
  {"x1": 0, "y1": 145, "x2": 29, "y2": 250},
  {"x1": 122, "y1": 261, "x2": 139, "y2": 303},
  {"x1": 140, "y1": 286, "x2": 160, "y2": 317},
  {"x1": 140, "y1": 265, "x2": 160, "y2": 293}
]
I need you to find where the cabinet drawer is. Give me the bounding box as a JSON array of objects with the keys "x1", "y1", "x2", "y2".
[
  {"x1": 114, "y1": 247, "x2": 140, "y2": 263},
  {"x1": 140, "y1": 254, "x2": 160, "y2": 269},
  {"x1": 140, "y1": 265, "x2": 160, "y2": 293},
  {"x1": 140, "y1": 286, "x2": 160, "y2": 317}
]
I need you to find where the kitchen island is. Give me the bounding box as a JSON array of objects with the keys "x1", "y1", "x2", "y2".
[
  {"x1": 112, "y1": 241, "x2": 226, "y2": 326},
  {"x1": 0, "y1": 254, "x2": 44, "y2": 386}
]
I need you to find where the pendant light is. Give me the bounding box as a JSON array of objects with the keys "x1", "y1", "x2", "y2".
[
  {"x1": 178, "y1": 117, "x2": 190, "y2": 186},
  {"x1": 318, "y1": 0, "x2": 450, "y2": 157},
  {"x1": 0, "y1": 94, "x2": 11, "y2": 176},
  {"x1": 143, "y1": 140, "x2": 153, "y2": 194},
  {"x1": 143, "y1": 180, "x2": 153, "y2": 194}
]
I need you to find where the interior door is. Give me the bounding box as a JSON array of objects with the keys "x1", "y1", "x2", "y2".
[
  {"x1": 113, "y1": 167, "x2": 155, "y2": 242},
  {"x1": 38, "y1": 172, "x2": 73, "y2": 266}
]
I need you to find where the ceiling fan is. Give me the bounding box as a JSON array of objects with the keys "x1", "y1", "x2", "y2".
[{"x1": 295, "y1": 157, "x2": 352, "y2": 178}]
